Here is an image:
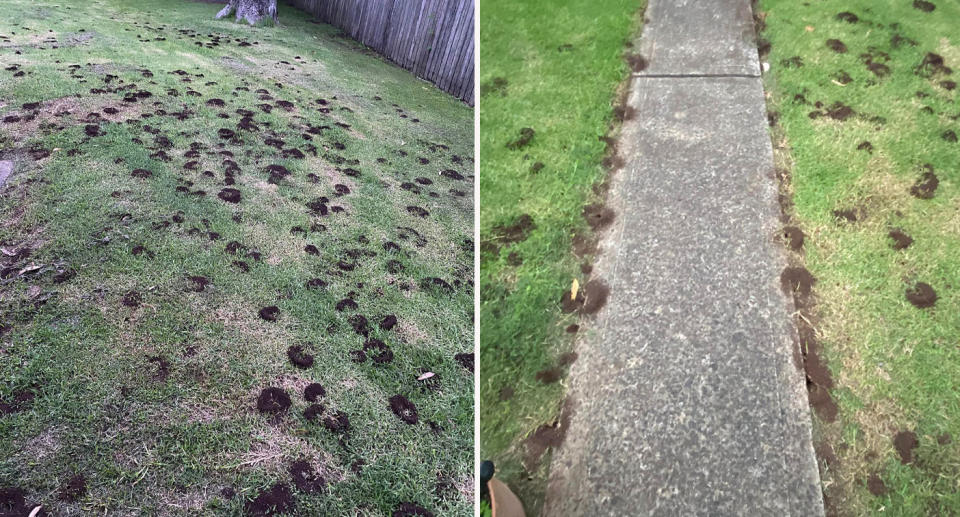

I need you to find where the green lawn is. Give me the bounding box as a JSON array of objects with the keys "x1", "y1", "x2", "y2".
[
  {"x1": 758, "y1": 0, "x2": 960, "y2": 514},
  {"x1": 0, "y1": 1, "x2": 473, "y2": 515},
  {"x1": 478, "y1": 0, "x2": 643, "y2": 512}
]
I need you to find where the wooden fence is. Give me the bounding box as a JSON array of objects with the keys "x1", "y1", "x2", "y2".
[{"x1": 286, "y1": 0, "x2": 475, "y2": 105}]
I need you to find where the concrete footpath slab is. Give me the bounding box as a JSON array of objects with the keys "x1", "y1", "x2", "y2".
[
  {"x1": 542, "y1": 1, "x2": 823, "y2": 511},
  {"x1": 634, "y1": 0, "x2": 760, "y2": 76}
]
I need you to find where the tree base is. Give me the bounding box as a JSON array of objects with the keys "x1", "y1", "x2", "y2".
[{"x1": 215, "y1": 0, "x2": 278, "y2": 25}]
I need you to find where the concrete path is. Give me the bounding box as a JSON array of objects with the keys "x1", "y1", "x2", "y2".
[{"x1": 543, "y1": 0, "x2": 823, "y2": 515}]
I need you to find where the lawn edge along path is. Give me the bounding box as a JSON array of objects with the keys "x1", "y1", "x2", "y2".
[{"x1": 544, "y1": 0, "x2": 823, "y2": 514}]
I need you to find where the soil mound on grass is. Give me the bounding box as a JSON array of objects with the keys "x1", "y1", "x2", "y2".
[
  {"x1": 245, "y1": 483, "x2": 294, "y2": 517},
  {"x1": 910, "y1": 168, "x2": 939, "y2": 199},
  {"x1": 380, "y1": 315, "x2": 397, "y2": 330},
  {"x1": 287, "y1": 345, "x2": 314, "y2": 368},
  {"x1": 217, "y1": 188, "x2": 241, "y2": 203},
  {"x1": 906, "y1": 282, "x2": 937, "y2": 308},
  {"x1": 492, "y1": 214, "x2": 535, "y2": 245},
  {"x1": 506, "y1": 127, "x2": 535, "y2": 150},
  {"x1": 304, "y1": 383, "x2": 325, "y2": 401},
  {"x1": 808, "y1": 383, "x2": 838, "y2": 422},
  {"x1": 363, "y1": 339, "x2": 394, "y2": 364},
  {"x1": 826, "y1": 39, "x2": 847, "y2": 53},
  {"x1": 304, "y1": 403, "x2": 325, "y2": 421},
  {"x1": 836, "y1": 12, "x2": 858, "y2": 23},
  {"x1": 131, "y1": 168, "x2": 152, "y2": 179},
  {"x1": 783, "y1": 226, "x2": 804, "y2": 250},
  {"x1": 912, "y1": 0, "x2": 935, "y2": 12},
  {"x1": 583, "y1": 203, "x2": 614, "y2": 231},
  {"x1": 335, "y1": 298, "x2": 357, "y2": 311},
  {"x1": 322, "y1": 410, "x2": 350, "y2": 432},
  {"x1": 867, "y1": 473, "x2": 888, "y2": 495},
  {"x1": 454, "y1": 352, "x2": 474, "y2": 372},
  {"x1": 59, "y1": 474, "x2": 87, "y2": 502},
  {"x1": 781, "y1": 267, "x2": 816, "y2": 299},
  {"x1": 894, "y1": 430, "x2": 919, "y2": 463},
  {"x1": 888, "y1": 229, "x2": 913, "y2": 250},
  {"x1": 256, "y1": 387, "x2": 291, "y2": 414},
  {"x1": 581, "y1": 279, "x2": 610, "y2": 314},
  {"x1": 259, "y1": 306, "x2": 280, "y2": 321},
  {"x1": 289, "y1": 460, "x2": 325, "y2": 493},
  {"x1": 389, "y1": 394, "x2": 419, "y2": 424},
  {"x1": 393, "y1": 502, "x2": 434, "y2": 517},
  {"x1": 121, "y1": 290, "x2": 142, "y2": 307}
]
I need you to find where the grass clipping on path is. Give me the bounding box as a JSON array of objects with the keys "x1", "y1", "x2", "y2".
[
  {"x1": 478, "y1": 0, "x2": 644, "y2": 512},
  {"x1": 0, "y1": 0, "x2": 474, "y2": 515},
  {"x1": 759, "y1": 0, "x2": 960, "y2": 514}
]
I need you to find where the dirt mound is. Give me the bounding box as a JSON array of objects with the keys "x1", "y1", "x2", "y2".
[
  {"x1": 781, "y1": 267, "x2": 816, "y2": 299},
  {"x1": 492, "y1": 214, "x2": 535, "y2": 245},
  {"x1": 906, "y1": 282, "x2": 937, "y2": 308},
  {"x1": 389, "y1": 394, "x2": 419, "y2": 424},
  {"x1": 245, "y1": 483, "x2": 294, "y2": 516},
  {"x1": 217, "y1": 188, "x2": 241, "y2": 203},
  {"x1": 322, "y1": 410, "x2": 350, "y2": 432},
  {"x1": 506, "y1": 127, "x2": 535, "y2": 150},
  {"x1": 454, "y1": 352, "x2": 474, "y2": 372},
  {"x1": 304, "y1": 383, "x2": 325, "y2": 402},
  {"x1": 893, "y1": 430, "x2": 919, "y2": 463},
  {"x1": 393, "y1": 502, "x2": 434, "y2": 517},
  {"x1": 187, "y1": 275, "x2": 209, "y2": 292},
  {"x1": 131, "y1": 168, "x2": 152, "y2": 179},
  {"x1": 826, "y1": 39, "x2": 847, "y2": 53},
  {"x1": 289, "y1": 460, "x2": 325, "y2": 493},
  {"x1": 121, "y1": 290, "x2": 142, "y2": 307},
  {"x1": 582, "y1": 279, "x2": 610, "y2": 314},
  {"x1": 888, "y1": 229, "x2": 913, "y2": 250},
  {"x1": 380, "y1": 315, "x2": 398, "y2": 330},
  {"x1": 59, "y1": 474, "x2": 87, "y2": 502},
  {"x1": 910, "y1": 167, "x2": 939, "y2": 199},
  {"x1": 287, "y1": 345, "x2": 314, "y2": 368},
  {"x1": 913, "y1": 0, "x2": 935, "y2": 12},
  {"x1": 524, "y1": 398, "x2": 573, "y2": 470},
  {"x1": 259, "y1": 306, "x2": 280, "y2": 321},
  {"x1": 406, "y1": 206, "x2": 429, "y2": 218},
  {"x1": 583, "y1": 203, "x2": 614, "y2": 231},
  {"x1": 836, "y1": 12, "x2": 858, "y2": 23},
  {"x1": 808, "y1": 383, "x2": 837, "y2": 422},
  {"x1": 256, "y1": 387, "x2": 291, "y2": 414},
  {"x1": 867, "y1": 473, "x2": 888, "y2": 495},
  {"x1": 335, "y1": 298, "x2": 357, "y2": 311},
  {"x1": 363, "y1": 339, "x2": 393, "y2": 364},
  {"x1": 782, "y1": 226, "x2": 804, "y2": 250}
]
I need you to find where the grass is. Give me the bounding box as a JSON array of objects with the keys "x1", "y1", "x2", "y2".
[
  {"x1": 478, "y1": 0, "x2": 643, "y2": 512},
  {"x1": 0, "y1": 0, "x2": 473, "y2": 515},
  {"x1": 758, "y1": 0, "x2": 960, "y2": 514}
]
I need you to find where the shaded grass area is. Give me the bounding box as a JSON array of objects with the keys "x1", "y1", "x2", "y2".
[
  {"x1": 478, "y1": 0, "x2": 643, "y2": 512},
  {"x1": 759, "y1": 0, "x2": 959, "y2": 514},
  {"x1": 0, "y1": 0, "x2": 473, "y2": 515}
]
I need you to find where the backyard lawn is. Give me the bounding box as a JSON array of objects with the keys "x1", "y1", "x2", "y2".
[
  {"x1": 0, "y1": 0, "x2": 474, "y2": 515},
  {"x1": 478, "y1": 0, "x2": 643, "y2": 512},
  {"x1": 759, "y1": 0, "x2": 960, "y2": 514}
]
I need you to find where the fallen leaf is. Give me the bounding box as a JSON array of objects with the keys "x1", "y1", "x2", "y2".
[
  {"x1": 27, "y1": 285, "x2": 41, "y2": 299},
  {"x1": 805, "y1": 25, "x2": 815, "y2": 32},
  {"x1": 571, "y1": 278, "x2": 580, "y2": 300},
  {"x1": 417, "y1": 372, "x2": 435, "y2": 381},
  {"x1": 0, "y1": 247, "x2": 18, "y2": 257}
]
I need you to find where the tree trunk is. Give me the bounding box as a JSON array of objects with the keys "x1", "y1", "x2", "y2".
[{"x1": 215, "y1": 0, "x2": 278, "y2": 25}]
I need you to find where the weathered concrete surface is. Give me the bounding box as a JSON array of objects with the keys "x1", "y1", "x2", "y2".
[
  {"x1": 634, "y1": 0, "x2": 760, "y2": 77},
  {"x1": 543, "y1": 75, "x2": 822, "y2": 515},
  {"x1": 0, "y1": 161, "x2": 13, "y2": 188}
]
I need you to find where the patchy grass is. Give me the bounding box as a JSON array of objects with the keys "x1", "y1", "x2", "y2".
[
  {"x1": 0, "y1": 0, "x2": 473, "y2": 515},
  {"x1": 759, "y1": 0, "x2": 960, "y2": 514},
  {"x1": 478, "y1": 0, "x2": 643, "y2": 513}
]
